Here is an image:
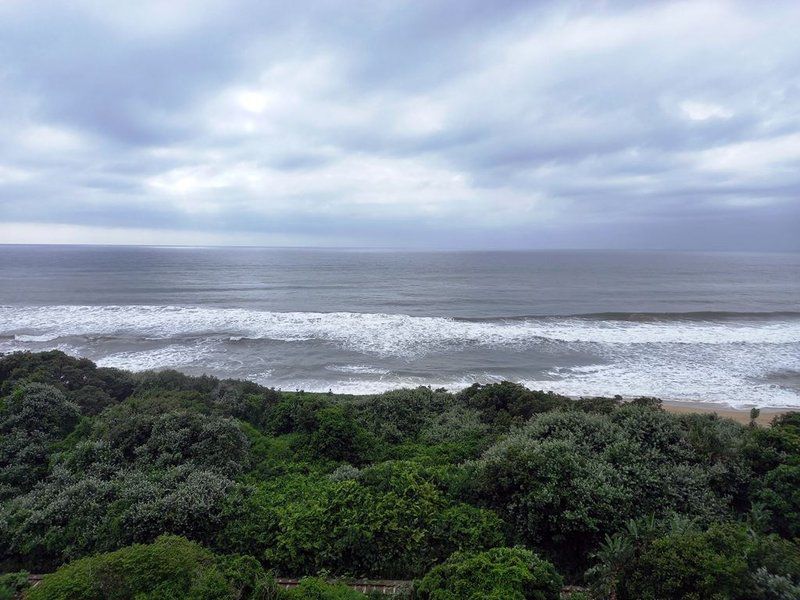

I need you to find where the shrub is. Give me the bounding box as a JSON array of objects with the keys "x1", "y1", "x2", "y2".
[
  {"x1": 213, "y1": 380, "x2": 281, "y2": 430},
  {"x1": 220, "y1": 463, "x2": 505, "y2": 578},
  {"x1": 744, "y1": 425, "x2": 800, "y2": 477},
  {"x1": 754, "y1": 464, "x2": 800, "y2": 538},
  {"x1": 264, "y1": 396, "x2": 330, "y2": 436},
  {"x1": 0, "y1": 383, "x2": 82, "y2": 499},
  {"x1": 133, "y1": 369, "x2": 220, "y2": 396},
  {"x1": 751, "y1": 567, "x2": 800, "y2": 600},
  {"x1": 457, "y1": 382, "x2": 569, "y2": 429},
  {"x1": 618, "y1": 523, "x2": 757, "y2": 600},
  {"x1": 27, "y1": 535, "x2": 271, "y2": 600},
  {"x1": 3, "y1": 465, "x2": 238, "y2": 568},
  {"x1": 0, "y1": 572, "x2": 28, "y2": 600},
  {"x1": 307, "y1": 407, "x2": 375, "y2": 465},
  {"x1": 282, "y1": 577, "x2": 366, "y2": 599},
  {"x1": 0, "y1": 350, "x2": 134, "y2": 413},
  {"x1": 91, "y1": 403, "x2": 250, "y2": 474},
  {"x1": 474, "y1": 432, "x2": 631, "y2": 570},
  {"x1": 0, "y1": 429, "x2": 51, "y2": 499},
  {"x1": 1, "y1": 383, "x2": 80, "y2": 437},
  {"x1": 473, "y1": 408, "x2": 737, "y2": 572},
  {"x1": 350, "y1": 387, "x2": 455, "y2": 443},
  {"x1": 592, "y1": 518, "x2": 800, "y2": 600},
  {"x1": 416, "y1": 547, "x2": 562, "y2": 600},
  {"x1": 418, "y1": 405, "x2": 489, "y2": 448}
]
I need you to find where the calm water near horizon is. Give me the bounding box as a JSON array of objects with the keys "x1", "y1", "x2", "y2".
[{"x1": 0, "y1": 245, "x2": 798, "y2": 407}]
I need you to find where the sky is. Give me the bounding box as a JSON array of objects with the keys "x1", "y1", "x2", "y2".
[{"x1": 0, "y1": 0, "x2": 799, "y2": 250}]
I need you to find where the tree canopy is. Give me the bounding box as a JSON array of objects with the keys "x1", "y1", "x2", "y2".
[{"x1": 0, "y1": 350, "x2": 798, "y2": 599}]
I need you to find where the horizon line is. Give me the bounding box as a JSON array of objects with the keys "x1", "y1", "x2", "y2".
[{"x1": 0, "y1": 242, "x2": 796, "y2": 255}]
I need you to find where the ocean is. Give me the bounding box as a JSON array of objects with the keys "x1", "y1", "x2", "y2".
[{"x1": 0, "y1": 245, "x2": 798, "y2": 408}]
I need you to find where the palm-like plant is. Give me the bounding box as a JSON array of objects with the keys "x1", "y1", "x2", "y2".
[
  {"x1": 586, "y1": 514, "x2": 665, "y2": 599},
  {"x1": 585, "y1": 533, "x2": 633, "y2": 600}
]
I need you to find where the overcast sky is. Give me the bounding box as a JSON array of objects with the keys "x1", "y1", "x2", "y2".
[{"x1": 1, "y1": 0, "x2": 799, "y2": 250}]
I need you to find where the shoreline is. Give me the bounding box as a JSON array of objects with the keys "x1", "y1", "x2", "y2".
[
  {"x1": 659, "y1": 399, "x2": 787, "y2": 425},
  {"x1": 285, "y1": 388, "x2": 795, "y2": 425}
]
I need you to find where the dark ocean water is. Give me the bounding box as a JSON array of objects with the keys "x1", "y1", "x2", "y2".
[{"x1": 1, "y1": 245, "x2": 798, "y2": 407}]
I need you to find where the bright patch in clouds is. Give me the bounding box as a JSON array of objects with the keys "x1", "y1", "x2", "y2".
[
  {"x1": 695, "y1": 133, "x2": 800, "y2": 173},
  {"x1": 680, "y1": 101, "x2": 734, "y2": 121},
  {"x1": 235, "y1": 90, "x2": 273, "y2": 115}
]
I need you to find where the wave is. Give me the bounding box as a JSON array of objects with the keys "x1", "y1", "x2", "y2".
[
  {"x1": 325, "y1": 364, "x2": 392, "y2": 375},
  {"x1": 14, "y1": 333, "x2": 61, "y2": 342},
  {"x1": 1, "y1": 305, "x2": 799, "y2": 357},
  {"x1": 95, "y1": 345, "x2": 213, "y2": 371},
  {"x1": 458, "y1": 310, "x2": 800, "y2": 322},
  {"x1": 2, "y1": 304, "x2": 798, "y2": 407},
  {"x1": 582, "y1": 310, "x2": 800, "y2": 321}
]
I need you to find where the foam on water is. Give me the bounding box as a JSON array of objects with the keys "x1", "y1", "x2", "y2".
[
  {"x1": 1, "y1": 305, "x2": 799, "y2": 355},
  {"x1": 325, "y1": 364, "x2": 393, "y2": 375},
  {"x1": 14, "y1": 333, "x2": 61, "y2": 342},
  {"x1": 535, "y1": 340, "x2": 800, "y2": 407},
  {"x1": 1, "y1": 304, "x2": 799, "y2": 407},
  {"x1": 95, "y1": 345, "x2": 213, "y2": 372}
]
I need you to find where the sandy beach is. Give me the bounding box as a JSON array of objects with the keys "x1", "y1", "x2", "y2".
[{"x1": 661, "y1": 400, "x2": 791, "y2": 426}]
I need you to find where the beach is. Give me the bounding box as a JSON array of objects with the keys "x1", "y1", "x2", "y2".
[{"x1": 661, "y1": 400, "x2": 787, "y2": 425}]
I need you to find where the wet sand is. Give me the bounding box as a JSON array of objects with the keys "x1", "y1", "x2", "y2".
[{"x1": 661, "y1": 400, "x2": 791, "y2": 426}]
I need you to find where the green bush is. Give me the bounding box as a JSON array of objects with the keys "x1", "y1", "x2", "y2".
[
  {"x1": 281, "y1": 577, "x2": 365, "y2": 599},
  {"x1": 220, "y1": 462, "x2": 505, "y2": 578},
  {"x1": 416, "y1": 547, "x2": 562, "y2": 600},
  {"x1": 614, "y1": 523, "x2": 800, "y2": 600},
  {"x1": 0, "y1": 572, "x2": 29, "y2": 600},
  {"x1": 0, "y1": 383, "x2": 83, "y2": 499},
  {"x1": 212, "y1": 380, "x2": 281, "y2": 430},
  {"x1": 0, "y1": 350, "x2": 134, "y2": 413},
  {"x1": 620, "y1": 525, "x2": 750, "y2": 599},
  {"x1": 1, "y1": 383, "x2": 80, "y2": 437},
  {"x1": 751, "y1": 567, "x2": 800, "y2": 600},
  {"x1": 306, "y1": 407, "x2": 375, "y2": 465},
  {"x1": 473, "y1": 408, "x2": 737, "y2": 572},
  {"x1": 264, "y1": 395, "x2": 330, "y2": 436},
  {"x1": 349, "y1": 387, "x2": 455, "y2": 443},
  {"x1": 3, "y1": 465, "x2": 238, "y2": 569},
  {"x1": 27, "y1": 535, "x2": 271, "y2": 600},
  {"x1": 92, "y1": 398, "x2": 250, "y2": 473},
  {"x1": 744, "y1": 426, "x2": 800, "y2": 476},
  {"x1": 473, "y1": 425, "x2": 633, "y2": 570},
  {"x1": 457, "y1": 382, "x2": 569, "y2": 429},
  {"x1": 754, "y1": 464, "x2": 800, "y2": 538}
]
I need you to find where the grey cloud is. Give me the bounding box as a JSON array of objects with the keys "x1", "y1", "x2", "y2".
[{"x1": 0, "y1": 0, "x2": 799, "y2": 250}]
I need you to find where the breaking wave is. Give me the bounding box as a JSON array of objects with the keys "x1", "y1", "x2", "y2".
[
  {"x1": 1, "y1": 305, "x2": 798, "y2": 357},
  {"x1": 1, "y1": 305, "x2": 799, "y2": 407}
]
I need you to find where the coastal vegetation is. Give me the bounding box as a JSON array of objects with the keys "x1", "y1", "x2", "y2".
[{"x1": 1, "y1": 351, "x2": 799, "y2": 599}]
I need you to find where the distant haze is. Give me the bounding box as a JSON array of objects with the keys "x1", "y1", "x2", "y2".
[{"x1": 1, "y1": 0, "x2": 799, "y2": 250}]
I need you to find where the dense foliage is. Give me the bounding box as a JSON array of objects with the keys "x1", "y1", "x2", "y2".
[
  {"x1": 0, "y1": 571, "x2": 28, "y2": 600},
  {"x1": 0, "y1": 351, "x2": 798, "y2": 599},
  {"x1": 27, "y1": 535, "x2": 273, "y2": 600},
  {"x1": 416, "y1": 547, "x2": 562, "y2": 600}
]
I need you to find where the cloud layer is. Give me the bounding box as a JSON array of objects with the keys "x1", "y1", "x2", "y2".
[{"x1": 1, "y1": 0, "x2": 799, "y2": 249}]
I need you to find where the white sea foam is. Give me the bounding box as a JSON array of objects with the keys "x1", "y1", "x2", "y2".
[
  {"x1": 292, "y1": 365, "x2": 800, "y2": 408},
  {"x1": 1, "y1": 305, "x2": 798, "y2": 407},
  {"x1": 325, "y1": 364, "x2": 392, "y2": 375},
  {"x1": 1, "y1": 305, "x2": 798, "y2": 356},
  {"x1": 14, "y1": 333, "x2": 61, "y2": 342},
  {"x1": 95, "y1": 345, "x2": 213, "y2": 372},
  {"x1": 532, "y1": 341, "x2": 800, "y2": 407}
]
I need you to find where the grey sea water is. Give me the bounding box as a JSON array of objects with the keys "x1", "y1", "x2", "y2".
[{"x1": 0, "y1": 245, "x2": 798, "y2": 407}]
